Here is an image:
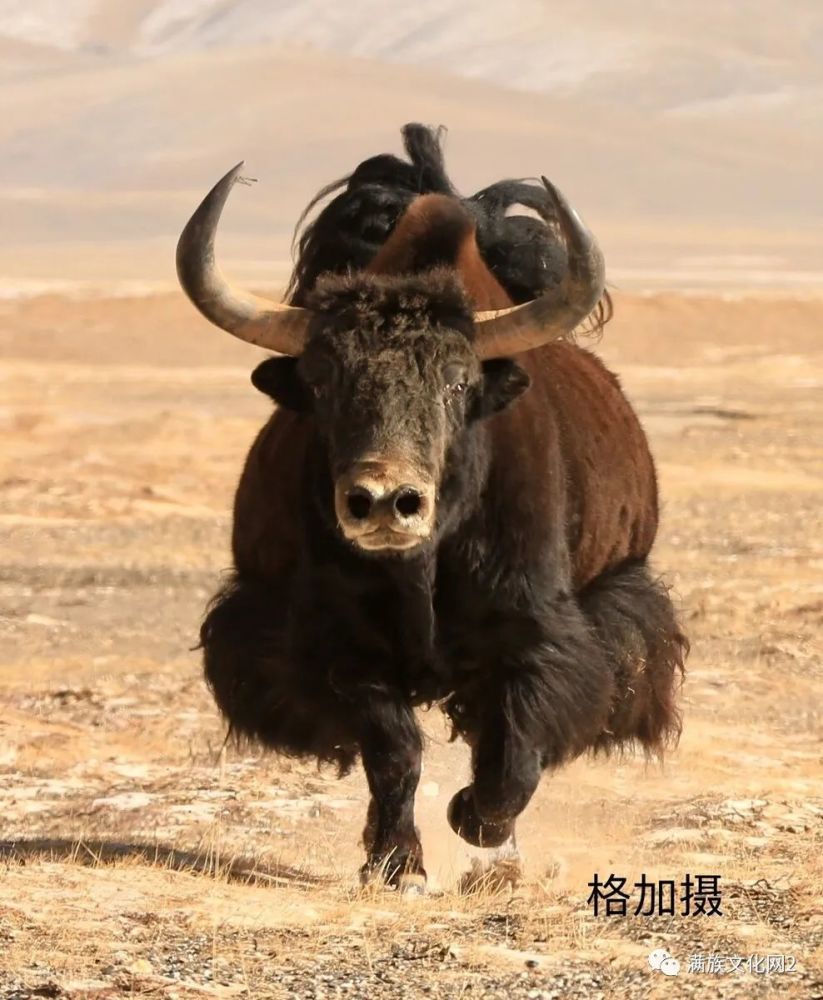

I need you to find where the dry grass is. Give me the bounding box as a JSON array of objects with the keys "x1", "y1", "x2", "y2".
[{"x1": 1, "y1": 290, "x2": 821, "y2": 998}]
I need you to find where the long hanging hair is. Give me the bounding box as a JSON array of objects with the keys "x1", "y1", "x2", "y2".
[{"x1": 285, "y1": 123, "x2": 611, "y2": 331}]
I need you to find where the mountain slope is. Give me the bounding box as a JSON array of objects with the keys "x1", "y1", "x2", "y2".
[
  {"x1": 1, "y1": 1, "x2": 820, "y2": 288},
  {"x1": 2, "y1": 0, "x2": 821, "y2": 112}
]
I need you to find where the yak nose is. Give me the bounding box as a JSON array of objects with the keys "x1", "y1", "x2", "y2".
[
  {"x1": 335, "y1": 461, "x2": 435, "y2": 548},
  {"x1": 346, "y1": 484, "x2": 424, "y2": 521}
]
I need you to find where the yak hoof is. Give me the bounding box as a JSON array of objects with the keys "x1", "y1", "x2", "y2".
[
  {"x1": 447, "y1": 787, "x2": 513, "y2": 848},
  {"x1": 359, "y1": 859, "x2": 427, "y2": 893},
  {"x1": 396, "y1": 872, "x2": 427, "y2": 896}
]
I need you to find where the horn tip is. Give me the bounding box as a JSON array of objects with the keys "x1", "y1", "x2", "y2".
[
  {"x1": 541, "y1": 175, "x2": 567, "y2": 215},
  {"x1": 226, "y1": 160, "x2": 246, "y2": 183},
  {"x1": 541, "y1": 175, "x2": 587, "y2": 238}
]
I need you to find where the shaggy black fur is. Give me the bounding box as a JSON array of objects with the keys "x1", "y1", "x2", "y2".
[
  {"x1": 199, "y1": 127, "x2": 686, "y2": 885},
  {"x1": 286, "y1": 122, "x2": 611, "y2": 327},
  {"x1": 285, "y1": 125, "x2": 456, "y2": 305}
]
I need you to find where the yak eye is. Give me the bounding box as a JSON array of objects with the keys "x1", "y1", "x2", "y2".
[
  {"x1": 299, "y1": 353, "x2": 335, "y2": 399},
  {"x1": 443, "y1": 364, "x2": 468, "y2": 396}
]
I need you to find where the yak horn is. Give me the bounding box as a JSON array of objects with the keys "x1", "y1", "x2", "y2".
[
  {"x1": 176, "y1": 162, "x2": 311, "y2": 355},
  {"x1": 472, "y1": 178, "x2": 605, "y2": 359}
]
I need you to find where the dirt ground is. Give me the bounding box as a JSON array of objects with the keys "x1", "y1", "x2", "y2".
[{"x1": 0, "y1": 290, "x2": 821, "y2": 999}]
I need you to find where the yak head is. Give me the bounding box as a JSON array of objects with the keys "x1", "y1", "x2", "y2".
[
  {"x1": 250, "y1": 272, "x2": 529, "y2": 553},
  {"x1": 175, "y1": 164, "x2": 605, "y2": 556}
]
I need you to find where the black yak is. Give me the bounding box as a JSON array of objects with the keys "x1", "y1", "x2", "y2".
[{"x1": 176, "y1": 125, "x2": 686, "y2": 892}]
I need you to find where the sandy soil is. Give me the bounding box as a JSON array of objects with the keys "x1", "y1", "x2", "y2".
[{"x1": 0, "y1": 290, "x2": 821, "y2": 998}]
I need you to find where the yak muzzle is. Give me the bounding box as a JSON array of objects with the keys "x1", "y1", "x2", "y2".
[{"x1": 335, "y1": 460, "x2": 435, "y2": 552}]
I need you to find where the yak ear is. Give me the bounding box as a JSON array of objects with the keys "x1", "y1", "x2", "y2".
[
  {"x1": 470, "y1": 358, "x2": 530, "y2": 419},
  {"x1": 251, "y1": 357, "x2": 311, "y2": 411}
]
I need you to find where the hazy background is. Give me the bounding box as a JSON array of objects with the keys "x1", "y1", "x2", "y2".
[{"x1": 1, "y1": 0, "x2": 822, "y2": 291}]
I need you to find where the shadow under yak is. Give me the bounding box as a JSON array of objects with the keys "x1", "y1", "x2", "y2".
[{"x1": 0, "y1": 838, "x2": 328, "y2": 889}]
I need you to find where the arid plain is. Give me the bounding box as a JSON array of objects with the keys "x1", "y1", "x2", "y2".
[
  {"x1": 1, "y1": 2, "x2": 823, "y2": 997},
  {"x1": 1, "y1": 287, "x2": 821, "y2": 998}
]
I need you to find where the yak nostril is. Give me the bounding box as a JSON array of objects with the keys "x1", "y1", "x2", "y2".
[
  {"x1": 346, "y1": 487, "x2": 374, "y2": 521},
  {"x1": 393, "y1": 486, "x2": 423, "y2": 519}
]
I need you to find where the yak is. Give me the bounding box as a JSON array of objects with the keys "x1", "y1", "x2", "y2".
[{"x1": 176, "y1": 125, "x2": 686, "y2": 892}]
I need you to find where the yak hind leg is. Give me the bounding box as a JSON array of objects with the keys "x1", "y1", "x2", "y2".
[{"x1": 579, "y1": 559, "x2": 688, "y2": 755}]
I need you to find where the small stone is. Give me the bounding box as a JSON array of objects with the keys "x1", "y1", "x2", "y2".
[
  {"x1": 722, "y1": 798, "x2": 766, "y2": 814},
  {"x1": 129, "y1": 959, "x2": 153, "y2": 976},
  {"x1": 777, "y1": 814, "x2": 810, "y2": 833}
]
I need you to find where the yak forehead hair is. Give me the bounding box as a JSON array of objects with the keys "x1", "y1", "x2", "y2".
[{"x1": 305, "y1": 268, "x2": 475, "y2": 339}]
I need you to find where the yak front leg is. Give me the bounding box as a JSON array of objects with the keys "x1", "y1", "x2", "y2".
[
  {"x1": 448, "y1": 602, "x2": 616, "y2": 848},
  {"x1": 358, "y1": 693, "x2": 426, "y2": 892},
  {"x1": 447, "y1": 695, "x2": 542, "y2": 848}
]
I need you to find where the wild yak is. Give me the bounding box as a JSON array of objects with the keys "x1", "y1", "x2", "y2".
[{"x1": 176, "y1": 125, "x2": 686, "y2": 892}]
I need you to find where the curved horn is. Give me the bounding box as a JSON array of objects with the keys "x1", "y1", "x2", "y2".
[
  {"x1": 472, "y1": 178, "x2": 605, "y2": 359},
  {"x1": 176, "y1": 162, "x2": 311, "y2": 355}
]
